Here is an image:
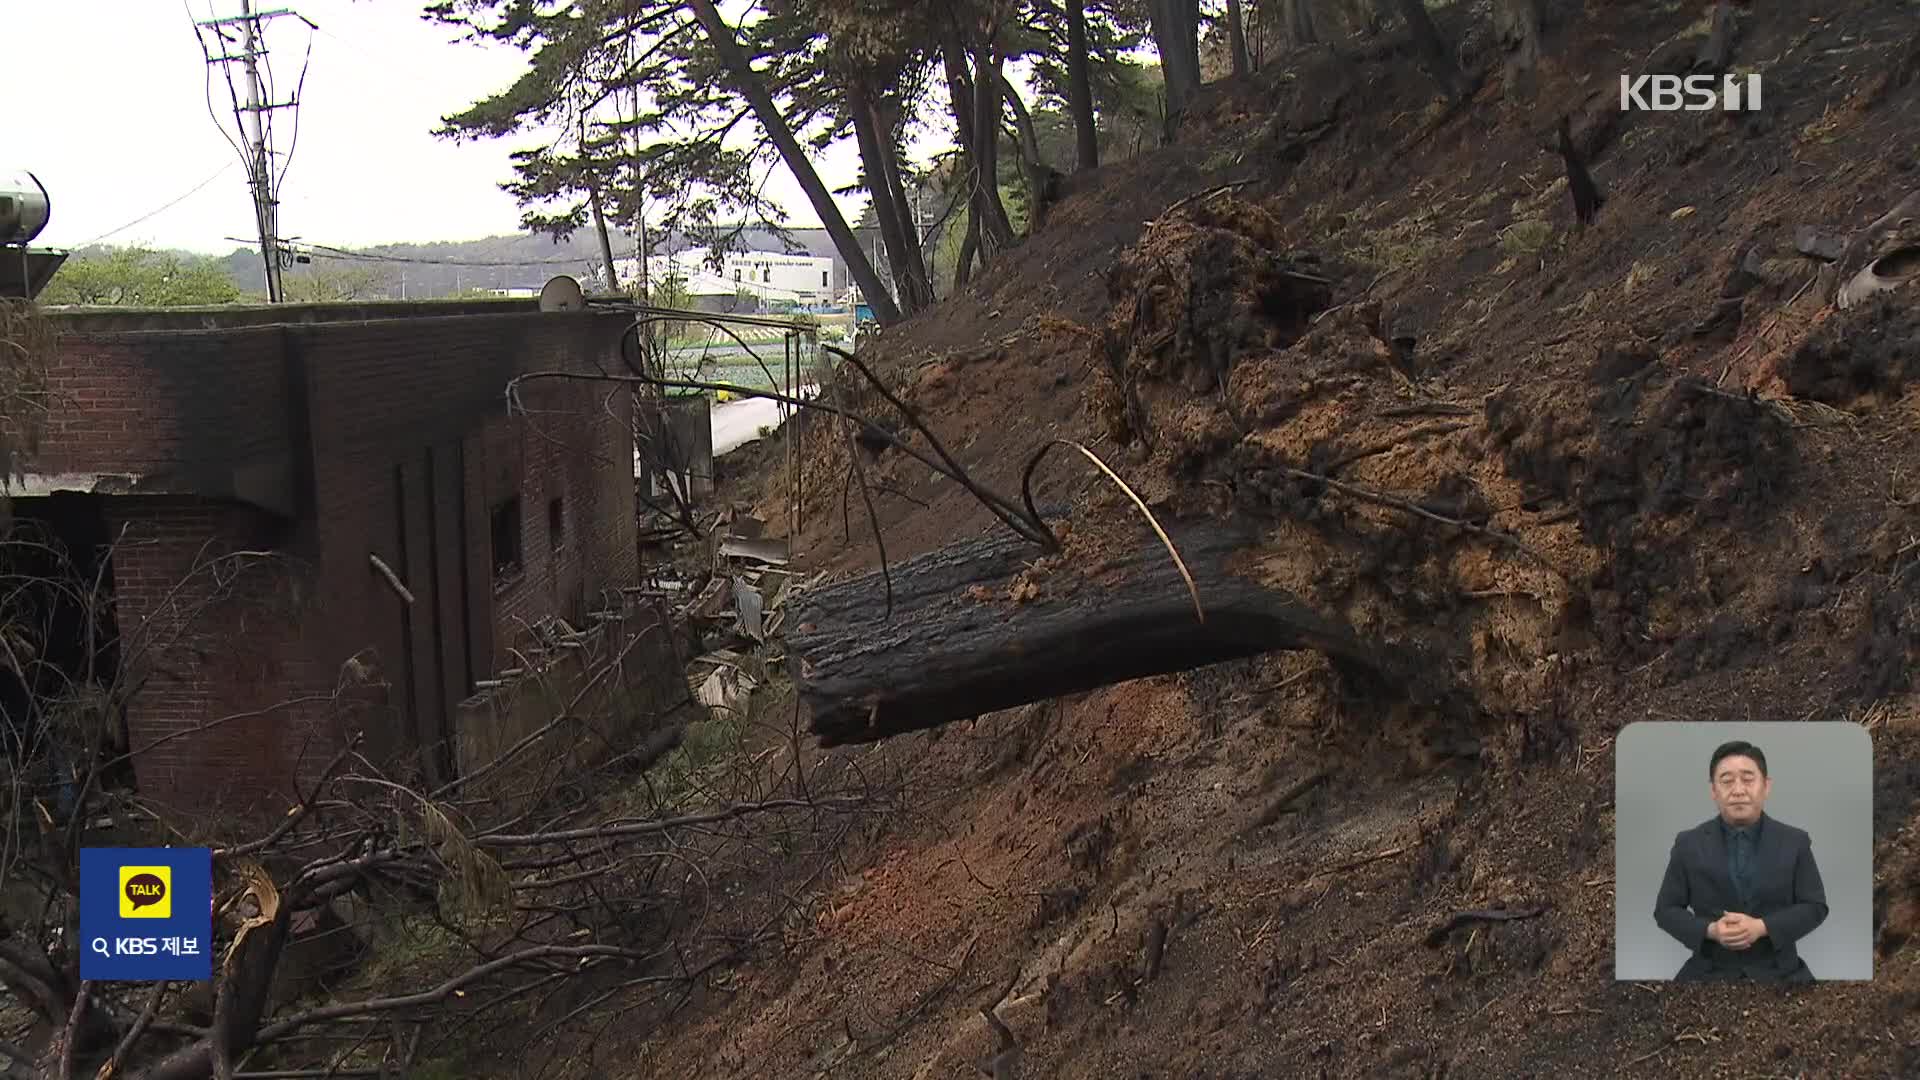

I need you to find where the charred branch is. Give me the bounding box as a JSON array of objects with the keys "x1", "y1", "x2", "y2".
[
  {"x1": 1695, "y1": 0, "x2": 1739, "y2": 75},
  {"x1": 1557, "y1": 115, "x2": 1605, "y2": 227}
]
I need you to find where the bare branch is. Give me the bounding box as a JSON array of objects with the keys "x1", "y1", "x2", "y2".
[
  {"x1": 58, "y1": 982, "x2": 90, "y2": 1080},
  {"x1": 0, "y1": 939, "x2": 66, "y2": 1025},
  {"x1": 476, "y1": 795, "x2": 867, "y2": 847},
  {"x1": 254, "y1": 946, "x2": 663, "y2": 1040},
  {"x1": 365, "y1": 554, "x2": 414, "y2": 606},
  {"x1": 95, "y1": 980, "x2": 169, "y2": 1080}
]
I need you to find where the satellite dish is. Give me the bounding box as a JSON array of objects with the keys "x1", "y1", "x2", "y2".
[{"x1": 538, "y1": 274, "x2": 586, "y2": 311}]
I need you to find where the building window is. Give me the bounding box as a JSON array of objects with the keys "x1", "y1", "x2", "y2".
[
  {"x1": 821, "y1": 270, "x2": 829, "y2": 287},
  {"x1": 490, "y1": 497, "x2": 522, "y2": 581},
  {"x1": 547, "y1": 496, "x2": 564, "y2": 550},
  {"x1": 733, "y1": 268, "x2": 741, "y2": 281},
  {"x1": 763, "y1": 268, "x2": 771, "y2": 283}
]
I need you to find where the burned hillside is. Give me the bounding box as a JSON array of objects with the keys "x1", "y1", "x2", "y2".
[{"x1": 606, "y1": 2, "x2": 1920, "y2": 1078}]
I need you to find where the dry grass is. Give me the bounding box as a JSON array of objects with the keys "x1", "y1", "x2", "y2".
[
  {"x1": 1353, "y1": 216, "x2": 1444, "y2": 267},
  {"x1": 1500, "y1": 218, "x2": 1555, "y2": 256},
  {"x1": 1799, "y1": 102, "x2": 1846, "y2": 145}
]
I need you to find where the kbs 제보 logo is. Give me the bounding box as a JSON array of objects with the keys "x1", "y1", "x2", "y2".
[{"x1": 81, "y1": 848, "x2": 211, "y2": 980}]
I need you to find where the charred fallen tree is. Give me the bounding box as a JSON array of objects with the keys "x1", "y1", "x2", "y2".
[{"x1": 787, "y1": 519, "x2": 1457, "y2": 746}]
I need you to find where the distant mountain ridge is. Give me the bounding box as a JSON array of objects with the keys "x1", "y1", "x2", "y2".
[{"x1": 207, "y1": 224, "x2": 878, "y2": 300}]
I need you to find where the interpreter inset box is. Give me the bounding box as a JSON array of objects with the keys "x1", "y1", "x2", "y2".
[
  {"x1": 80, "y1": 847, "x2": 213, "y2": 982},
  {"x1": 1614, "y1": 722, "x2": 1872, "y2": 982}
]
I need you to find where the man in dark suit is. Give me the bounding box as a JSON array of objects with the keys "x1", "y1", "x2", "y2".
[{"x1": 1653, "y1": 740, "x2": 1829, "y2": 982}]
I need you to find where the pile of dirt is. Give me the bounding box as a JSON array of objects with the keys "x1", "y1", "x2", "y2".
[
  {"x1": 1783, "y1": 293, "x2": 1920, "y2": 407},
  {"x1": 600, "y1": 2, "x2": 1920, "y2": 1077}
]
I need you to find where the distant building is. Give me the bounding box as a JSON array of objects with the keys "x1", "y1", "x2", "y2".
[{"x1": 617, "y1": 247, "x2": 838, "y2": 308}]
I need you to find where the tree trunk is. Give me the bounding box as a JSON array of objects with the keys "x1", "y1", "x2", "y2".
[
  {"x1": 1065, "y1": 0, "x2": 1100, "y2": 172},
  {"x1": 1147, "y1": 0, "x2": 1203, "y2": 131},
  {"x1": 585, "y1": 108, "x2": 619, "y2": 293},
  {"x1": 131, "y1": 907, "x2": 292, "y2": 1080},
  {"x1": 876, "y1": 93, "x2": 934, "y2": 311},
  {"x1": 954, "y1": 205, "x2": 980, "y2": 289},
  {"x1": 942, "y1": 20, "x2": 1016, "y2": 264},
  {"x1": 1493, "y1": 0, "x2": 1544, "y2": 96},
  {"x1": 942, "y1": 26, "x2": 978, "y2": 159},
  {"x1": 1226, "y1": 0, "x2": 1253, "y2": 74},
  {"x1": 587, "y1": 180, "x2": 620, "y2": 294},
  {"x1": 686, "y1": 0, "x2": 902, "y2": 326},
  {"x1": 786, "y1": 522, "x2": 1447, "y2": 745},
  {"x1": 941, "y1": 29, "x2": 983, "y2": 291},
  {"x1": 1000, "y1": 82, "x2": 1053, "y2": 236},
  {"x1": 969, "y1": 36, "x2": 1019, "y2": 252},
  {"x1": 849, "y1": 82, "x2": 924, "y2": 317},
  {"x1": 1281, "y1": 0, "x2": 1317, "y2": 49},
  {"x1": 1383, "y1": 0, "x2": 1474, "y2": 102},
  {"x1": 1351, "y1": 0, "x2": 1383, "y2": 38}
]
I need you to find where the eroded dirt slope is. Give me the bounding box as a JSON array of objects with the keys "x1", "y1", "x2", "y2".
[{"x1": 619, "y1": 3, "x2": 1920, "y2": 1077}]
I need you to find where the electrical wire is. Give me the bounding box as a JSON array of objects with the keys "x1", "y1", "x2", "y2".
[
  {"x1": 213, "y1": 8, "x2": 259, "y2": 193},
  {"x1": 77, "y1": 163, "x2": 237, "y2": 248},
  {"x1": 272, "y1": 20, "x2": 317, "y2": 194},
  {"x1": 284, "y1": 241, "x2": 639, "y2": 268},
  {"x1": 187, "y1": 0, "x2": 252, "y2": 180}
]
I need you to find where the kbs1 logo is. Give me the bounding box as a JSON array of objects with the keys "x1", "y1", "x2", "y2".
[{"x1": 1619, "y1": 73, "x2": 1762, "y2": 112}]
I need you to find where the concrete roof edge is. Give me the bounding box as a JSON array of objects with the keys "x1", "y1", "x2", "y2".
[{"x1": 40, "y1": 297, "x2": 637, "y2": 335}]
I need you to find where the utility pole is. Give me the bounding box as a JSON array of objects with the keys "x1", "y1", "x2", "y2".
[
  {"x1": 194, "y1": 2, "x2": 310, "y2": 303},
  {"x1": 237, "y1": 0, "x2": 280, "y2": 301}
]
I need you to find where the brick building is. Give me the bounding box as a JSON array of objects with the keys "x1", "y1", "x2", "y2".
[{"x1": 11, "y1": 299, "x2": 661, "y2": 815}]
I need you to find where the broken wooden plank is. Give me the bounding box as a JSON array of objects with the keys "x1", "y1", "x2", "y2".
[
  {"x1": 784, "y1": 520, "x2": 1453, "y2": 746},
  {"x1": 719, "y1": 537, "x2": 792, "y2": 565},
  {"x1": 368, "y1": 553, "x2": 415, "y2": 606}
]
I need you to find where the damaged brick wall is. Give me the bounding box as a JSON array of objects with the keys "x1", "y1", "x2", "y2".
[
  {"x1": 34, "y1": 328, "x2": 297, "y2": 512},
  {"x1": 298, "y1": 312, "x2": 640, "y2": 789},
  {"x1": 102, "y1": 496, "x2": 338, "y2": 815},
  {"x1": 452, "y1": 596, "x2": 684, "y2": 814},
  {"x1": 484, "y1": 379, "x2": 641, "y2": 659},
  {"x1": 32, "y1": 308, "x2": 646, "y2": 814}
]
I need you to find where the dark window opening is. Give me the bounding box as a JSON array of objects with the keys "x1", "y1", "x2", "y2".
[
  {"x1": 491, "y1": 497, "x2": 522, "y2": 581},
  {"x1": 547, "y1": 496, "x2": 564, "y2": 550},
  {"x1": 762, "y1": 268, "x2": 771, "y2": 283},
  {"x1": 821, "y1": 270, "x2": 829, "y2": 287}
]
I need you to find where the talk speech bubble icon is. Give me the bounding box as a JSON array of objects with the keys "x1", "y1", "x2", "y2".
[{"x1": 121, "y1": 868, "x2": 168, "y2": 910}]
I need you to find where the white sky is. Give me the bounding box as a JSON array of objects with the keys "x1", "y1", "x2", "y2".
[{"x1": 6, "y1": 1, "x2": 888, "y2": 257}]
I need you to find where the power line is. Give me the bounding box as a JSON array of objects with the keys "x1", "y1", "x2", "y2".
[
  {"x1": 271, "y1": 25, "x2": 316, "y2": 194},
  {"x1": 286, "y1": 240, "x2": 632, "y2": 268},
  {"x1": 78, "y1": 163, "x2": 236, "y2": 247}
]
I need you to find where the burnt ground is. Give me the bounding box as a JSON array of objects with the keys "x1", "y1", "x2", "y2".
[{"x1": 516, "y1": 3, "x2": 1920, "y2": 1077}]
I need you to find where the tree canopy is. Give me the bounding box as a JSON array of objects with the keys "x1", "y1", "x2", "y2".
[
  {"x1": 431, "y1": 1, "x2": 1532, "y2": 323},
  {"x1": 36, "y1": 247, "x2": 244, "y2": 308}
]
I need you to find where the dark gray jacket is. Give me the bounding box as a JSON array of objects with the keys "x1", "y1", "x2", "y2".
[{"x1": 1653, "y1": 813, "x2": 1828, "y2": 978}]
